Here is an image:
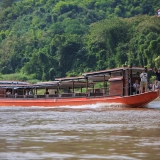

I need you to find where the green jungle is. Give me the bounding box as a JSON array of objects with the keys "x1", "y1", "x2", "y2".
[{"x1": 0, "y1": 0, "x2": 160, "y2": 82}]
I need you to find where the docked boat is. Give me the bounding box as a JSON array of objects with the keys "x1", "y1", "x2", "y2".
[{"x1": 0, "y1": 67, "x2": 159, "y2": 107}]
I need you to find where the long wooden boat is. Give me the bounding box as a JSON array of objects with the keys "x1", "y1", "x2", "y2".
[
  {"x1": 0, "y1": 67, "x2": 159, "y2": 108},
  {"x1": 0, "y1": 91, "x2": 158, "y2": 108}
]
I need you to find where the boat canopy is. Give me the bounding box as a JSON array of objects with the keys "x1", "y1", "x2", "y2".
[
  {"x1": 33, "y1": 81, "x2": 59, "y2": 89},
  {"x1": 0, "y1": 81, "x2": 30, "y2": 85},
  {"x1": 0, "y1": 81, "x2": 31, "y2": 89},
  {"x1": 87, "y1": 75, "x2": 110, "y2": 82},
  {"x1": 82, "y1": 67, "x2": 148, "y2": 77},
  {"x1": 59, "y1": 81, "x2": 90, "y2": 88},
  {"x1": 55, "y1": 77, "x2": 93, "y2": 88},
  {"x1": 55, "y1": 76, "x2": 85, "y2": 81},
  {"x1": 32, "y1": 79, "x2": 92, "y2": 89}
]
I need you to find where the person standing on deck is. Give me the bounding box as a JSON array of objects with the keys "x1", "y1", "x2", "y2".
[
  {"x1": 140, "y1": 69, "x2": 148, "y2": 93},
  {"x1": 153, "y1": 68, "x2": 160, "y2": 88}
]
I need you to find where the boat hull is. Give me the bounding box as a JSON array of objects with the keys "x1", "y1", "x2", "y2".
[{"x1": 0, "y1": 91, "x2": 158, "y2": 108}]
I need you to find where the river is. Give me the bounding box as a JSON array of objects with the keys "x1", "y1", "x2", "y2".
[{"x1": 0, "y1": 100, "x2": 160, "y2": 160}]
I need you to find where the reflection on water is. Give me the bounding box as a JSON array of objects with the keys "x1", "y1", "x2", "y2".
[{"x1": 0, "y1": 100, "x2": 160, "y2": 160}]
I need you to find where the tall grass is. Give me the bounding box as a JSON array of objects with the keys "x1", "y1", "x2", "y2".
[{"x1": 0, "y1": 73, "x2": 40, "y2": 84}]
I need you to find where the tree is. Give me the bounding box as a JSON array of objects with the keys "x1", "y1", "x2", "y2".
[{"x1": 1, "y1": 0, "x2": 15, "y2": 8}]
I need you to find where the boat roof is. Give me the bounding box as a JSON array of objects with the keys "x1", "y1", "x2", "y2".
[
  {"x1": 55, "y1": 78, "x2": 92, "y2": 88},
  {"x1": 0, "y1": 81, "x2": 32, "y2": 89},
  {"x1": 55, "y1": 76, "x2": 85, "y2": 81},
  {"x1": 33, "y1": 81, "x2": 59, "y2": 89},
  {"x1": 59, "y1": 81, "x2": 92, "y2": 88},
  {"x1": 55, "y1": 76, "x2": 89, "y2": 88},
  {"x1": 0, "y1": 81, "x2": 30, "y2": 85},
  {"x1": 0, "y1": 84, "x2": 32, "y2": 89},
  {"x1": 33, "y1": 80, "x2": 91, "y2": 89},
  {"x1": 55, "y1": 75, "x2": 110, "y2": 83},
  {"x1": 82, "y1": 66, "x2": 151, "y2": 77},
  {"x1": 55, "y1": 67, "x2": 150, "y2": 83}
]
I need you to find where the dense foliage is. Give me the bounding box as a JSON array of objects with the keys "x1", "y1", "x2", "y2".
[{"x1": 0, "y1": 0, "x2": 160, "y2": 81}]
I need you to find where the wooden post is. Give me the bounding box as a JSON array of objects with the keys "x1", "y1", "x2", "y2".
[
  {"x1": 86, "y1": 77, "x2": 88, "y2": 96},
  {"x1": 122, "y1": 69, "x2": 125, "y2": 96},
  {"x1": 72, "y1": 81, "x2": 74, "y2": 93},
  {"x1": 125, "y1": 69, "x2": 129, "y2": 96},
  {"x1": 103, "y1": 75, "x2": 105, "y2": 94},
  {"x1": 57, "y1": 84, "x2": 60, "y2": 95},
  {"x1": 130, "y1": 69, "x2": 132, "y2": 95}
]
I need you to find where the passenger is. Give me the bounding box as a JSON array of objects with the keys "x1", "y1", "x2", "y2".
[
  {"x1": 152, "y1": 80, "x2": 159, "y2": 91},
  {"x1": 29, "y1": 90, "x2": 33, "y2": 95},
  {"x1": 6, "y1": 90, "x2": 11, "y2": 96},
  {"x1": 25, "y1": 90, "x2": 29, "y2": 95},
  {"x1": 44, "y1": 89, "x2": 49, "y2": 98},
  {"x1": 133, "y1": 80, "x2": 140, "y2": 94},
  {"x1": 140, "y1": 69, "x2": 148, "y2": 93},
  {"x1": 24, "y1": 90, "x2": 29, "y2": 98},
  {"x1": 153, "y1": 68, "x2": 160, "y2": 87},
  {"x1": 6, "y1": 90, "x2": 11, "y2": 97},
  {"x1": 44, "y1": 88, "x2": 49, "y2": 95},
  {"x1": 15, "y1": 91, "x2": 18, "y2": 98},
  {"x1": 148, "y1": 83, "x2": 153, "y2": 91}
]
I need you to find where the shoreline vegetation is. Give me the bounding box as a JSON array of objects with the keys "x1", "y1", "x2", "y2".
[{"x1": 0, "y1": 0, "x2": 160, "y2": 82}]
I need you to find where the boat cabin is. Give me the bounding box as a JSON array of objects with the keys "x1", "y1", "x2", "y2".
[
  {"x1": 82, "y1": 66, "x2": 146, "y2": 96},
  {"x1": 0, "y1": 81, "x2": 31, "y2": 98},
  {"x1": 0, "y1": 67, "x2": 149, "y2": 99}
]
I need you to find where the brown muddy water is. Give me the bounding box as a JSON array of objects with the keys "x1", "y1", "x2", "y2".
[{"x1": 0, "y1": 100, "x2": 160, "y2": 160}]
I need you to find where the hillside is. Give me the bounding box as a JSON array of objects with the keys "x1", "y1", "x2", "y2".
[{"x1": 0, "y1": 0, "x2": 160, "y2": 81}]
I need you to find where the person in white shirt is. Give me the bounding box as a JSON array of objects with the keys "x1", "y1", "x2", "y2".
[
  {"x1": 152, "y1": 80, "x2": 159, "y2": 91},
  {"x1": 140, "y1": 69, "x2": 148, "y2": 93},
  {"x1": 133, "y1": 80, "x2": 140, "y2": 94},
  {"x1": 6, "y1": 90, "x2": 11, "y2": 97},
  {"x1": 6, "y1": 90, "x2": 11, "y2": 96}
]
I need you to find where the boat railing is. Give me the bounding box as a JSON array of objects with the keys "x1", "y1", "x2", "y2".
[
  {"x1": 0, "y1": 94, "x2": 6, "y2": 98},
  {"x1": 86, "y1": 87, "x2": 110, "y2": 97},
  {"x1": 74, "y1": 93, "x2": 86, "y2": 97},
  {"x1": 122, "y1": 85, "x2": 155, "y2": 96},
  {"x1": 90, "y1": 92, "x2": 104, "y2": 97},
  {"x1": 59, "y1": 93, "x2": 87, "y2": 97},
  {"x1": 48, "y1": 94, "x2": 58, "y2": 98},
  {"x1": 2, "y1": 86, "x2": 129, "y2": 99},
  {"x1": 59, "y1": 93, "x2": 73, "y2": 97}
]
